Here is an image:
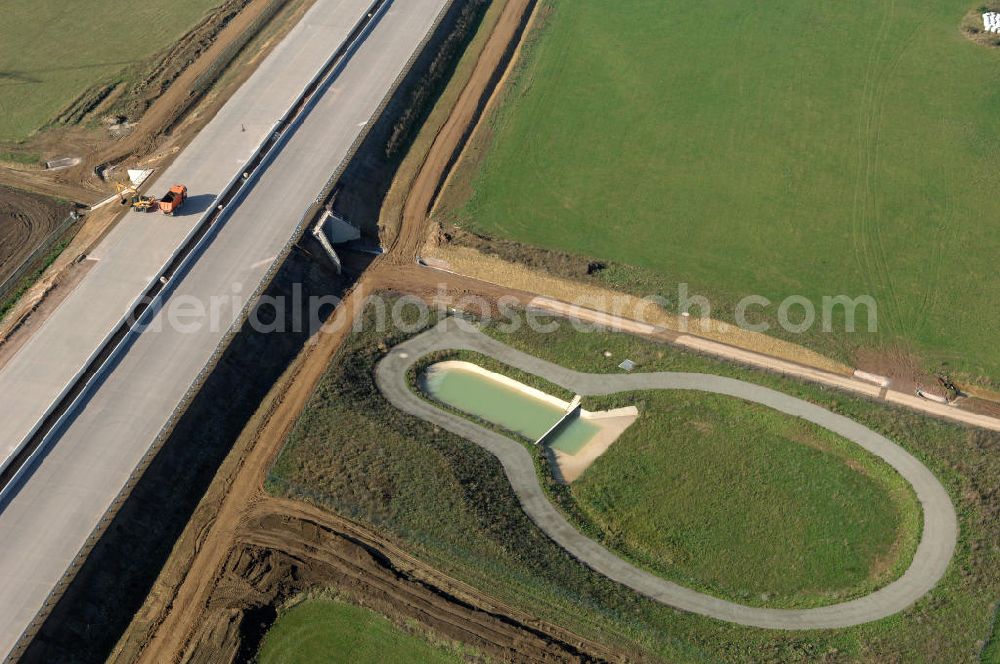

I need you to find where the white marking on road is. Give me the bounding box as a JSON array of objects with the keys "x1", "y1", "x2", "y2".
[{"x1": 250, "y1": 256, "x2": 277, "y2": 269}]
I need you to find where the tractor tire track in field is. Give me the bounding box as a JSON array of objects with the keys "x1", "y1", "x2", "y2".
[
  {"x1": 517, "y1": 2, "x2": 566, "y2": 219},
  {"x1": 850, "y1": 0, "x2": 892, "y2": 339},
  {"x1": 915, "y1": 189, "x2": 956, "y2": 344},
  {"x1": 850, "y1": 0, "x2": 923, "y2": 346},
  {"x1": 851, "y1": 0, "x2": 895, "y2": 339},
  {"x1": 851, "y1": 3, "x2": 893, "y2": 338},
  {"x1": 865, "y1": 23, "x2": 923, "y2": 346}
]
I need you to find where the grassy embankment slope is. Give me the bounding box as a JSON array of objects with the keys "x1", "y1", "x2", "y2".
[
  {"x1": 0, "y1": 0, "x2": 222, "y2": 142},
  {"x1": 268, "y1": 301, "x2": 1000, "y2": 662},
  {"x1": 445, "y1": 0, "x2": 1000, "y2": 382}
]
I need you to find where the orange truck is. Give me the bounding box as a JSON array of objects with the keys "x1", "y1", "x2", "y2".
[{"x1": 158, "y1": 184, "x2": 188, "y2": 215}]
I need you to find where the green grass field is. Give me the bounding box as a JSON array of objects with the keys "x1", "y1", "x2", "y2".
[
  {"x1": 571, "y1": 390, "x2": 918, "y2": 607},
  {"x1": 0, "y1": 0, "x2": 221, "y2": 142},
  {"x1": 267, "y1": 301, "x2": 1000, "y2": 662},
  {"x1": 984, "y1": 613, "x2": 1000, "y2": 664},
  {"x1": 257, "y1": 598, "x2": 463, "y2": 664},
  {"x1": 449, "y1": 0, "x2": 1000, "y2": 381}
]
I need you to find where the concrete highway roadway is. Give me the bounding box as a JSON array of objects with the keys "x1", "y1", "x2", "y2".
[
  {"x1": 0, "y1": 0, "x2": 378, "y2": 474},
  {"x1": 0, "y1": 0, "x2": 452, "y2": 657}
]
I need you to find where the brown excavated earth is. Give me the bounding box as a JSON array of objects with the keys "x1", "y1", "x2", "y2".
[
  {"x1": 188, "y1": 496, "x2": 616, "y2": 662},
  {"x1": 0, "y1": 186, "x2": 69, "y2": 284},
  {"x1": 383, "y1": 0, "x2": 538, "y2": 265}
]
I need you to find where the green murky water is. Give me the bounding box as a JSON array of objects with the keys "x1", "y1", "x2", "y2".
[{"x1": 421, "y1": 363, "x2": 598, "y2": 454}]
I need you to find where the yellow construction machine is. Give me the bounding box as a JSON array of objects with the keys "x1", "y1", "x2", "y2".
[{"x1": 115, "y1": 182, "x2": 156, "y2": 212}]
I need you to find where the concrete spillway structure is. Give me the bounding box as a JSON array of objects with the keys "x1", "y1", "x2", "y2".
[{"x1": 378, "y1": 318, "x2": 958, "y2": 631}]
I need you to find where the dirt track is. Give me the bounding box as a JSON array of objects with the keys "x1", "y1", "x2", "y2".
[{"x1": 384, "y1": 0, "x2": 537, "y2": 265}]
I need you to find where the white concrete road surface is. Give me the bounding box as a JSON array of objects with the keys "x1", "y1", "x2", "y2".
[
  {"x1": 0, "y1": 0, "x2": 452, "y2": 657},
  {"x1": 0, "y1": 0, "x2": 378, "y2": 473}
]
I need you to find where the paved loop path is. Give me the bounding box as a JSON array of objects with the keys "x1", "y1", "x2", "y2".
[{"x1": 375, "y1": 318, "x2": 958, "y2": 630}]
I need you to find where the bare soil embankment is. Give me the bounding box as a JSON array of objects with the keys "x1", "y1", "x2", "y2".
[
  {"x1": 0, "y1": 187, "x2": 69, "y2": 285},
  {"x1": 185, "y1": 499, "x2": 615, "y2": 662}
]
